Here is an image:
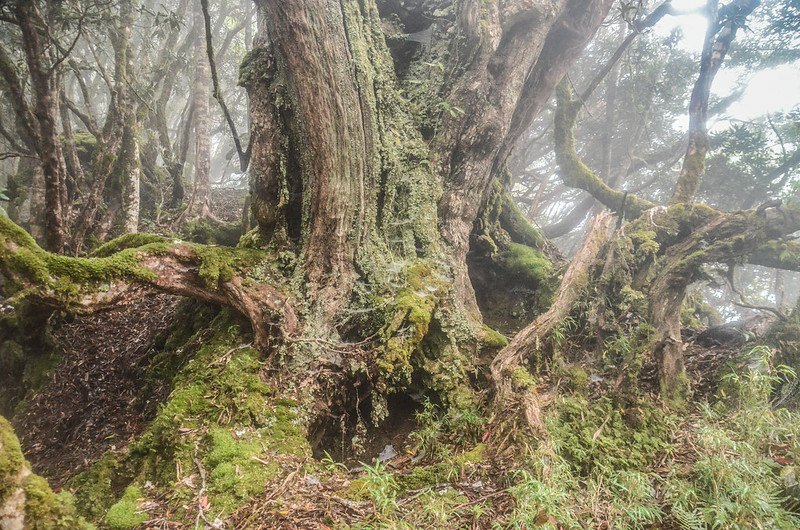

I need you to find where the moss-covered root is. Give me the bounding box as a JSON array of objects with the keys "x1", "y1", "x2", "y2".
[{"x1": 0, "y1": 415, "x2": 93, "y2": 529}]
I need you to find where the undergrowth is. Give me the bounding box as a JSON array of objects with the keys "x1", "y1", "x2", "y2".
[{"x1": 340, "y1": 345, "x2": 800, "y2": 528}]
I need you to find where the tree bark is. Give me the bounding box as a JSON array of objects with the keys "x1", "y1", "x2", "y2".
[
  {"x1": 191, "y1": 0, "x2": 212, "y2": 219},
  {"x1": 15, "y1": 1, "x2": 68, "y2": 252}
]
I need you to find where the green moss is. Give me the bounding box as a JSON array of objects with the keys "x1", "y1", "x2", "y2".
[
  {"x1": 511, "y1": 367, "x2": 537, "y2": 390},
  {"x1": 396, "y1": 444, "x2": 485, "y2": 492},
  {"x1": 114, "y1": 313, "x2": 310, "y2": 519},
  {"x1": 498, "y1": 184, "x2": 546, "y2": 249},
  {"x1": 23, "y1": 474, "x2": 93, "y2": 530},
  {"x1": 0, "y1": 216, "x2": 267, "y2": 301},
  {"x1": 378, "y1": 261, "x2": 444, "y2": 385},
  {"x1": 22, "y1": 350, "x2": 62, "y2": 391},
  {"x1": 68, "y1": 453, "x2": 129, "y2": 521},
  {"x1": 341, "y1": 477, "x2": 370, "y2": 500},
  {"x1": 1, "y1": 416, "x2": 92, "y2": 528},
  {"x1": 105, "y1": 485, "x2": 147, "y2": 530},
  {"x1": 204, "y1": 427, "x2": 281, "y2": 513},
  {"x1": 556, "y1": 363, "x2": 589, "y2": 393},
  {"x1": 630, "y1": 228, "x2": 660, "y2": 261},
  {"x1": 90, "y1": 233, "x2": 169, "y2": 257},
  {"x1": 182, "y1": 219, "x2": 243, "y2": 247},
  {"x1": 397, "y1": 465, "x2": 442, "y2": 491},
  {"x1": 496, "y1": 242, "x2": 552, "y2": 285},
  {"x1": 479, "y1": 325, "x2": 508, "y2": 349},
  {"x1": 0, "y1": 415, "x2": 25, "y2": 504},
  {"x1": 237, "y1": 228, "x2": 265, "y2": 250},
  {"x1": 72, "y1": 131, "x2": 98, "y2": 164}
]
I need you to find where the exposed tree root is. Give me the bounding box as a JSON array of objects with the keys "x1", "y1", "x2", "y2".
[
  {"x1": 0, "y1": 216, "x2": 297, "y2": 352},
  {"x1": 490, "y1": 212, "x2": 614, "y2": 431}
]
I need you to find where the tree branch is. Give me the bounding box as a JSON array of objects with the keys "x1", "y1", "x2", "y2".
[
  {"x1": 199, "y1": 0, "x2": 249, "y2": 171},
  {"x1": 669, "y1": 0, "x2": 761, "y2": 204},
  {"x1": 554, "y1": 81, "x2": 655, "y2": 218}
]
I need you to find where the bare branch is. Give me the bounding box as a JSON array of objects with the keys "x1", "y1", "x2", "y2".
[{"x1": 199, "y1": 0, "x2": 249, "y2": 171}]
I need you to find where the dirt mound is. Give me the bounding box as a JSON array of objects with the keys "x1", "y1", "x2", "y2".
[{"x1": 15, "y1": 293, "x2": 182, "y2": 486}]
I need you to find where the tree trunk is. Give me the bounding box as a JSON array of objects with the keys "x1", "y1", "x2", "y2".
[
  {"x1": 191, "y1": 0, "x2": 212, "y2": 219},
  {"x1": 16, "y1": 1, "x2": 67, "y2": 252}
]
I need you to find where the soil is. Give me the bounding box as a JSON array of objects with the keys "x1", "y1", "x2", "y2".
[{"x1": 14, "y1": 292, "x2": 183, "y2": 487}]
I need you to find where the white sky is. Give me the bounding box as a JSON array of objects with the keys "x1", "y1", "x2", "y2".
[{"x1": 653, "y1": 0, "x2": 800, "y2": 127}]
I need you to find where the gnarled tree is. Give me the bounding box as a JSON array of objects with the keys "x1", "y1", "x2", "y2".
[{"x1": 0, "y1": 0, "x2": 614, "y2": 434}]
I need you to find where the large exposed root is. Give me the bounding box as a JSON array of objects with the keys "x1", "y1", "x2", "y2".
[
  {"x1": 490, "y1": 212, "x2": 614, "y2": 423},
  {"x1": 0, "y1": 216, "x2": 297, "y2": 352}
]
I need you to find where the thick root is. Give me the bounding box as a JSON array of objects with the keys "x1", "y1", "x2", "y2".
[{"x1": 490, "y1": 212, "x2": 614, "y2": 417}]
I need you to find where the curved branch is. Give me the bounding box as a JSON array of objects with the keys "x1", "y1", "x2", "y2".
[
  {"x1": 490, "y1": 212, "x2": 614, "y2": 426},
  {"x1": 0, "y1": 217, "x2": 297, "y2": 351},
  {"x1": 554, "y1": 81, "x2": 655, "y2": 218}
]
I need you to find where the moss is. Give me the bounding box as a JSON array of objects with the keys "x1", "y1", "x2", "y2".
[
  {"x1": 22, "y1": 350, "x2": 62, "y2": 391},
  {"x1": 556, "y1": 363, "x2": 589, "y2": 393},
  {"x1": 495, "y1": 242, "x2": 552, "y2": 285},
  {"x1": 341, "y1": 477, "x2": 370, "y2": 500},
  {"x1": 0, "y1": 415, "x2": 25, "y2": 504},
  {"x1": 396, "y1": 465, "x2": 442, "y2": 491},
  {"x1": 204, "y1": 427, "x2": 282, "y2": 514},
  {"x1": 0, "y1": 215, "x2": 160, "y2": 294},
  {"x1": 511, "y1": 367, "x2": 537, "y2": 390},
  {"x1": 1, "y1": 416, "x2": 92, "y2": 528},
  {"x1": 237, "y1": 228, "x2": 265, "y2": 250},
  {"x1": 23, "y1": 474, "x2": 93, "y2": 530},
  {"x1": 498, "y1": 184, "x2": 546, "y2": 249},
  {"x1": 378, "y1": 261, "x2": 444, "y2": 385},
  {"x1": 72, "y1": 131, "x2": 98, "y2": 164},
  {"x1": 90, "y1": 233, "x2": 169, "y2": 258},
  {"x1": 105, "y1": 485, "x2": 147, "y2": 530},
  {"x1": 182, "y1": 219, "x2": 243, "y2": 247},
  {"x1": 0, "y1": 216, "x2": 266, "y2": 301},
  {"x1": 630, "y1": 228, "x2": 660, "y2": 261},
  {"x1": 115, "y1": 313, "x2": 310, "y2": 519},
  {"x1": 395, "y1": 444, "x2": 485, "y2": 492},
  {"x1": 68, "y1": 452, "x2": 129, "y2": 522},
  {"x1": 479, "y1": 325, "x2": 508, "y2": 349}
]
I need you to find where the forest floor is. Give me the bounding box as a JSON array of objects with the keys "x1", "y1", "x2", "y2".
[{"x1": 9, "y1": 290, "x2": 785, "y2": 529}]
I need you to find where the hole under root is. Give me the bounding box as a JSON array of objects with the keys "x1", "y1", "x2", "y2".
[{"x1": 309, "y1": 391, "x2": 421, "y2": 467}]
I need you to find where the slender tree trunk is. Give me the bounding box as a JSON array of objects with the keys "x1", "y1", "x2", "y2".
[
  {"x1": 16, "y1": 1, "x2": 67, "y2": 252},
  {"x1": 191, "y1": 0, "x2": 212, "y2": 218}
]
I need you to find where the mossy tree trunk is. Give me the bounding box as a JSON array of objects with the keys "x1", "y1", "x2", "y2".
[
  {"x1": 244, "y1": 0, "x2": 612, "y2": 319},
  {"x1": 233, "y1": 0, "x2": 615, "y2": 415},
  {"x1": 189, "y1": 0, "x2": 212, "y2": 219},
  {"x1": 12, "y1": 1, "x2": 70, "y2": 252},
  {"x1": 70, "y1": 0, "x2": 142, "y2": 252}
]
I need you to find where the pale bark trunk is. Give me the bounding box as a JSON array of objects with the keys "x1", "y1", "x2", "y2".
[
  {"x1": 121, "y1": 129, "x2": 141, "y2": 233},
  {"x1": 192, "y1": 0, "x2": 212, "y2": 218}
]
